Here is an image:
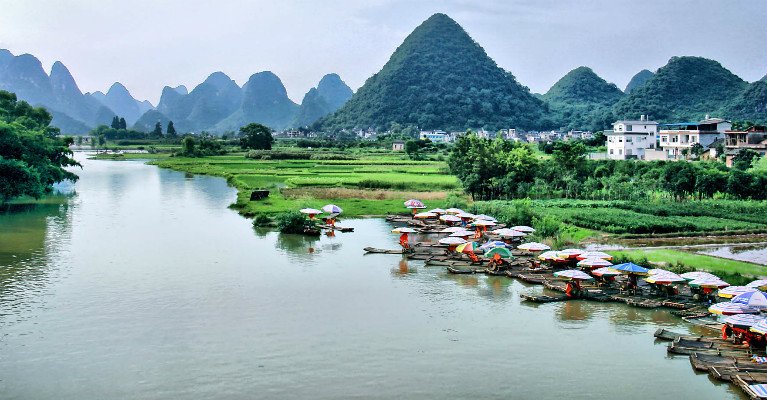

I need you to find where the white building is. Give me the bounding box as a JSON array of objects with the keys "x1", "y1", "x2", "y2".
[
  {"x1": 419, "y1": 130, "x2": 449, "y2": 142},
  {"x1": 658, "y1": 116, "x2": 731, "y2": 160},
  {"x1": 605, "y1": 116, "x2": 659, "y2": 160}
]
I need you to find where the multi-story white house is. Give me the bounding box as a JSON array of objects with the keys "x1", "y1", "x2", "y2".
[
  {"x1": 419, "y1": 130, "x2": 449, "y2": 142},
  {"x1": 658, "y1": 116, "x2": 731, "y2": 159},
  {"x1": 605, "y1": 116, "x2": 658, "y2": 160}
]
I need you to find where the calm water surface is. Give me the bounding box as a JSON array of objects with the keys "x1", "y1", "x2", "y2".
[{"x1": 0, "y1": 155, "x2": 743, "y2": 399}]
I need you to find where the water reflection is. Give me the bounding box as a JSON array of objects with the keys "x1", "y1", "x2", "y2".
[
  {"x1": 275, "y1": 233, "x2": 322, "y2": 261},
  {"x1": 557, "y1": 300, "x2": 595, "y2": 322},
  {"x1": 390, "y1": 258, "x2": 418, "y2": 276},
  {"x1": 699, "y1": 244, "x2": 767, "y2": 266}
]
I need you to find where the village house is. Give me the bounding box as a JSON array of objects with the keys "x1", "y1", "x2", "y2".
[
  {"x1": 723, "y1": 125, "x2": 767, "y2": 167},
  {"x1": 605, "y1": 116, "x2": 658, "y2": 160},
  {"x1": 653, "y1": 116, "x2": 731, "y2": 160},
  {"x1": 419, "y1": 130, "x2": 450, "y2": 142},
  {"x1": 392, "y1": 140, "x2": 405, "y2": 151}
]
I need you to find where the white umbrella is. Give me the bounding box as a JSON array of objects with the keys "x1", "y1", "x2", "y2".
[
  {"x1": 428, "y1": 208, "x2": 446, "y2": 214},
  {"x1": 449, "y1": 231, "x2": 472, "y2": 237},
  {"x1": 474, "y1": 214, "x2": 497, "y2": 222},
  {"x1": 554, "y1": 269, "x2": 594, "y2": 281},
  {"x1": 576, "y1": 251, "x2": 612, "y2": 260},
  {"x1": 645, "y1": 272, "x2": 685, "y2": 284},
  {"x1": 577, "y1": 258, "x2": 613, "y2": 268},
  {"x1": 648, "y1": 268, "x2": 672, "y2": 275},
  {"x1": 391, "y1": 227, "x2": 418, "y2": 233},
  {"x1": 709, "y1": 302, "x2": 759, "y2": 315},
  {"x1": 681, "y1": 271, "x2": 718, "y2": 281},
  {"x1": 445, "y1": 208, "x2": 464, "y2": 214},
  {"x1": 732, "y1": 291, "x2": 767, "y2": 310},
  {"x1": 321, "y1": 204, "x2": 343, "y2": 214},
  {"x1": 492, "y1": 228, "x2": 526, "y2": 237},
  {"x1": 592, "y1": 267, "x2": 621, "y2": 277},
  {"x1": 456, "y1": 212, "x2": 475, "y2": 219},
  {"x1": 414, "y1": 212, "x2": 437, "y2": 219},
  {"x1": 470, "y1": 220, "x2": 496, "y2": 227},
  {"x1": 718, "y1": 286, "x2": 757, "y2": 299},
  {"x1": 747, "y1": 280, "x2": 767, "y2": 290},
  {"x1": 439, "y1": 215, "x2": 462, "y2": 223},
  {"x1": 299, "y1": 208, "x2": 322, "y2": 215},
  {"x1": 404, "y1": 199, "x2": 426, "y2": 209},
  {"x1": 439, "y1": 237, "x2": 467, "y2": 245},
  {"x1": 439, "y1": 227, "x2": 466, "y2": 233},
  {"x1": 511, "y1": 226, "x2": 535, "y2": 233},
  {"x1": 558, "y1": 249, "x2": 585, "y2": 259},
  {"x1": 518, "y1": 242, "x2": 550, "y2": 252}
]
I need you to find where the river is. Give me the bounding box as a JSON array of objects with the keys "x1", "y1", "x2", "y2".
[{"x1": 0, "y1": 155, "x2": 744, "y2": 399}]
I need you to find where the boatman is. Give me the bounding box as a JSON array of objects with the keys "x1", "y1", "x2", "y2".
[{"x1": 399, "y1": 232, "x2": 410, "y2": 250}]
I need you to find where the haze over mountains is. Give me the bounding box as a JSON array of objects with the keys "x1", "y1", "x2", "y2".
[{"x1": 1, "y1": 13, "x2": 765, "y2": 135}]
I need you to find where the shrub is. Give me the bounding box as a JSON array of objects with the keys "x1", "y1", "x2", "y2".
[
  {"x1": 253, "y1": 214, "x2": 272, "y2": 226},
  {"x1": 275, "y1": 211, "x2": 316, "y2": 234},
  {"x1": 531, "y1": 214, "x2": 562, "y2": 239}
]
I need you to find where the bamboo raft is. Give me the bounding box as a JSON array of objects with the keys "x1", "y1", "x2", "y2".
[
  {"x1": 317, "y1": 224, "x2": 354, "y2": 232},
  {"x1": 520, "y1": 293, "x2": 570, "y2": 303},
  {"x1": 682, "y1": 316, "x2": 724, "y2": 332},
  {"x1": 446, "y1": 266, "x2": 486, "y2": 274}
]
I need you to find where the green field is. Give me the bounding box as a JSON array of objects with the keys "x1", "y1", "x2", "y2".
[
  {"x1": 147, "y1": 152, "x2": 461, "y2": 217},
  {"x1": 611, "y1": 248, "x2": 766, "y2": 279}
]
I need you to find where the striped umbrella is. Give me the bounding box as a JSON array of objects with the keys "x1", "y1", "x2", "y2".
[
  {"x1": 718, "y1": 286, "x2": 757, "y2": 299},
  {"x1": 480, "y1": 241, "x2": 509, "y2": 251},
  {"x1": 645, "y1": 272, "x2": 685, "y2": 285},
  {"x1": 612, "y1": 262, "x2": 649, "y2": 275},
  {"x1": 511, "y1": 226, "x2": 536, "y2": 233},
  {"x1": 456, "y1": 212, "x2": 475, "y2": 219},
  {"x1": 449, "y1": 230, "x2": 472, "y2": 238},
  {"x1": 558, "y1": 249, "x2": 585, "y2": 259},
  {"x1": 492, "y1": 228, "x2": 526, "y2": 238},
  {"x1": 592, "y1": 267, "x2": 621, "y2": 277},
  {"x1": 518, "y1": 242, "x2": 550, "y2": 252},
  {"x1": 576, "y1": 251, "x2": 612, "y2": 261},
  {"x1": 404, "y1": 199, "x2": 426, "y2": 209},
  {"x1": 724, "y1": 314, "x2": 765, "y2": 328},
  {"x1": 456, "y1": 242, "x2": 481, "y2": 254},
  {"x1": 485, "y1": 247, "x2": 514, "y2": 259},
  {"x1": 321, "y1": 204, "x2": 343, "y2": 214},
  {"x1": 680, "y1": 271, "x2": 718, "y2": 281},
  {"x1": 732, "y1": 291, "x2": 767, "y2": 309},
  {"x1": 474, "y1": 214, "x2": 497, "y2": 222},
  {"x1": 648, "y1": 268, "x2": 672, "y2": 275},
  {"x1": 577, "y1": 258, "x2": 613, "y2": 268},
  {"x1": 438, "y1": 237, "x2": 467, "y2": 245},
  {"x1": 445, "y1": 208, "x2": 465, "y2": 214},
  {"x1": 469, "y1": 220, "x2": 496, "y2": 228},
  {"x1": 750, "y1": 319, "x2": 767, "y2": 335},
  {"x1": 689, "y1": 277, "x2": 730, "y2": 289},
  {"x1": 440, "y1": 226, "x2": 466, "y2": 233},
  {"x1": 554, "y1": 269, "x2": 594, "y2": 281},
  {"x1": 414, "y1": 212, "x2": 437, "y2": 219},
  {"x1": 439, "y1": 215, "x2": 462, "y2": 223},
  {"x1": 538, "y1": 251, "x2": 566, "y2": 261},
  {"x1": 746, "y1": 384, "x2": 767, "y2": 399},
  {"x1": 747, "y1": 280, "x2": 767, "y2": 290},
  {"x1": 299, "y1": 208, "x2": 322, "y2": 219},
  {"x1": 428, "y1": 208, "x2": 446, "y2": 214},
  {"x1": 709, "y1": 302, "x2": 760, "y2": 315}
]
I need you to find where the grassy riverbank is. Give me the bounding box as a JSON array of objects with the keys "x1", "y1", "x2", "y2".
[{"x1": 612, "y1": 248, "x2": 766, "y2": 279}]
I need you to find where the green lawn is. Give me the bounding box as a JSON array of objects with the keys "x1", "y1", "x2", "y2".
[{"x1": 611, "y1": 248, "x2": 767, "y2": 277}]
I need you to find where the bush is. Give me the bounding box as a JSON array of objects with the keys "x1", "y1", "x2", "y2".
[
  {"x1": 275, "y1": 211, "x2": 316, "y2": 234},
  {"x1": 531, "y1": 214, "x2": 562, "y2": 239},
  {"x1": 253, "y1": 214, "x2": 272, "y2": 226}
]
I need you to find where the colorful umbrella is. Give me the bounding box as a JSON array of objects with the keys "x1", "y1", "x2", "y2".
[
  {"x1": 439, "y1": 215, "x2": 461, "y2": 223},
  {"x1": 554, "y1": 269, "x2": 594, "y2": 281},
  {"x1": 517, "y1": 242, "x2": 551, "y2": 252},
  {"x1": 439, "y1": 237, "x2": 467, "y2": 245},
  {"x1": 724, "y1": 314, "x2": 765, "y2": 328},
  {"x1": 577, "y1": 258, "x2": 613, "y2": 268},
  {"x1": 648, "y1": 268, "x2": 672, "y2": 275},
  {"x1": 538, "y1": 250, "x2": 565, "y2": 261},
  {"x1": 680, "y1": 271, "x2": 718, "y2": 281},
  {"x1": 732, "y1": 291, "x2": 767, "y2": 309},
  {"x1": 456, "y1": 212, "x2": 475, "y2": 219},
  {"x1": 558, "y1": 249, "x2": 585, "y2": 259},
  {"x1": 414, "y1": 212, "x2": 437, "y2": 219},
  {"x1": 445, "y1": 208, "x2": 465, "y2": 214},
  {"x1": 612, "y1": 262, "x2": 649, "y2": 275},
  {"x1": 456, "y1": 242, "x2": 481, "y2": 254},
  {"x1": 750, "y1": 319, "x2": 767, "y2": 334},
  {"x1": 511, "y1": 226, "x2": 536, "y2": 233},
  {"x1": 485, "y1": 247, "x2": 513, "y2": 259},
  {"x1": 321, "y1": 204, "x2": 343, "y2": 214},
  {"x1": 689, "y1": 277, "x2": 730, "y2": 289},
  {"x1": 470, "y1": 220, "x2": 496, "y2": 227},
  {"x1": 428, "y1": 208, "x2": 446, "y2": 214},
  {"x1": 645, "y1": 272, "x2": 685, "y2": 285},
  {"x1": 747, "y1": 280, "x2": 767, "y2": 290},
  {"x1": 576, "y1": 251, "x2": 612, "y2": 261},
  {"x1": 480, "y1": 241, "x2": 509, "y2": 251},
  {"x1": 449, "y1": 230, "x2": 472, "y2": 238},
  {"x1": 299, "y1": 208, "x2": 322, "y2": 215},
  {"x1": 492, "y1": 228, "x2": 526, "y2": 237},
  {"x1": 709, "y1": 302, "x2": 760, "y2": 315},
  {"x1": 474, "y1": 214, "x2": 497, "y2": 222},
  {"x1": 439, "y1": 226, "x2": 465, "y2": 233},
  {"x1": 391, "y1": 227, "x2": 418, "y2": 233},
  {"x1": 718, "y1": 286, "x2": 758, "y2": 299},
  {"x1": 592, "y1": 267, "x2": 621, "y2": 277},
  {"x1": 404, "y1": 199, "x2": 426, "y2": 209}
]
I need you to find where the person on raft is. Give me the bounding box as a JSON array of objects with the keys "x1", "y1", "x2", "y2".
[
  {"x1": 487, "y1": 253, "x2": 508, "y2": 271},
  {"x1": 565, "y1": 280, "x2": 582, "y2": 298},
  {"x1": 399, "y1": 232, "x2": 410, "y2": 250}
]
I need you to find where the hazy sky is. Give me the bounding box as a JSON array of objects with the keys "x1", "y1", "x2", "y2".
[{"x1": 1, "y1": 0, "x2": 765, "y2": 104}]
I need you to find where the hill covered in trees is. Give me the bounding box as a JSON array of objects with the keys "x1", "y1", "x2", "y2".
[
  {"x1": 543, "y1": 66, "x2": 623, "y2": 131},
  {"x1": 318, "y1": 13, "x2": 551, "y2": 132},
  {"x1": 624, "y1": 69, "x2": 654, "y2": 93}
]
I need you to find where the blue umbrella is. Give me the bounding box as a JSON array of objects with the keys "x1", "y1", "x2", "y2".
[{"x1": 612, "y1": 262, "x2": 649, "y2": 275}]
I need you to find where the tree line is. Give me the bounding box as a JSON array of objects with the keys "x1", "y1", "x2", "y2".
[{"x1": 447, "y1": 132, "x2": 767, "y2": 201}]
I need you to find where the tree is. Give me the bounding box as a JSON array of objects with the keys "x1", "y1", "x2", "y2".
[
  {"x1": 690, "y1": 143, "x2": 704, "y2": 159},
  {"x1": 97, "y1": 135, "x2": 106, "y2": 148},
  {"x1": 118, "y1": 117, "x2": 127, "y2": 130},
  {"x1": 110, "y1": 116, "x2": 120, "y2": 129},
  {"x1": 404, "y1": 140, "x2": 422, "y2": 160},
  {"x1": 732, "y1": 149, "x2": 759, "y2": 170},
  {"x1": 239, "y1": 123, "x2": 274, "y2": 150},
  {"x1": 182, "y1": 136, "x2": 195, "y2": 156},
  {"x1": 0, "y1": 90, "x2": 79, "y2": 203},
  {"x1": 552, "y1": 141, "x2": 587, "y2": 171},
  {"x1": 76, "y1": 136, "x2": 83, "y2": 146},
  {"x1": 166, "y1": 120, "x2": 177, "y2": 137},
  {"x1": 152, "y1": 122, "x2": 163, "y2": 137}
]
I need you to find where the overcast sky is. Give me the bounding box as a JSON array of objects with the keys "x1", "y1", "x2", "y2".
[{"x1": 1, "y1": 0, "x2": 765, "y2": 104}]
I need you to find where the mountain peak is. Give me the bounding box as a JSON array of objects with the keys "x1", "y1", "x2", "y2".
[
  {"x1": 107, "y1": 82, "x2": 130, "y2": 95},
  {"x1": 49, "y1": 60, "x2": 82, "y2": 97},
  {"x1": 544, "y1": 66, "x2": 622, "y2": 105},
  {"x1": 625, "y1": 69, "x2": 654, "y2": 93},
  {"x1": 203, "y1": 71, "x2": 235, "y2": 89}
]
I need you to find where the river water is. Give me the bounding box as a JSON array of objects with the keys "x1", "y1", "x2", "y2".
[{"x1": 0, "y1": 155, "x2": 744, "y2": 399}]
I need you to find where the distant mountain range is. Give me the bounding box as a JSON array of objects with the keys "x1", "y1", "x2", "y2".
[
  {"x1": 0, "y1": 48, "x2": 353, "y2": 134},
  {"x1": 1, "y1": 14, "x2": 766, "y2": 134}
]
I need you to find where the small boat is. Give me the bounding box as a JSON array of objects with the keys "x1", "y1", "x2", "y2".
[
  {"x1": 520, "y1": 293, "x2": 569, "y2": 303},
  {"x1": 446, "y1": 266, "x2": 485, "y2": 274},
  {"x1": 363, "y1": 247, "x2": 405, "y2": 254},
  {"x1": 682, "y1": 316, "x2": 724, "y2": 332}
]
